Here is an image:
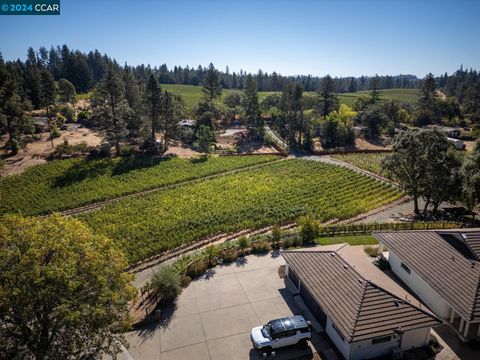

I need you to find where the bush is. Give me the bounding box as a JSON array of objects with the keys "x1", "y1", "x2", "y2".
[
  {"x1": 251, "y1": 240, "x2": 272, "y2": 254},
  {"x1": 270, "y1": 225, "x2": 282, "y2": 249},
  {"x1": 77, "y1": 110, "x2": 89, "y2": 123},
  {"x1": 205, "y1": 245, "x2": 220, "y2": 266},
  {"x1": 298, "y1": 215, "x2": 319, "y2": 244},
  {"x1": 119, "y1": 144, "x2": 136, "y2": 156},
  {"x1": 56, "y1": 105, "x2": 75, "y2": 122},
  {"x1": 187, "y1": 259, "x2": 208, "y2": 278},
  {"x1": 50, "y1": 125, "x2": 61, "y2": 139},
  {"x1": 180, "y1": 274, "x2": 192, "y2": 288},
  {"x1": 221, "y1": 247, "x2": 239, "y2": 263},
  {"x1": 237, "y1": 236, "x2": 249, "y2": 254},
  {"x1": 51, "y1": 140, "x2": 90, "y2": 158},
  {"x1": 364, "y1": 245, "x2": 378, "y2": 258},
  {"x1": 150, "y1": 265, "x2": 181, "y2": 303}
]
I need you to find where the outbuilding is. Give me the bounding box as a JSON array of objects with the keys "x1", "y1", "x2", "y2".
[{"x1": 282, "y1": 250, "x2": 441, "y2": 360}]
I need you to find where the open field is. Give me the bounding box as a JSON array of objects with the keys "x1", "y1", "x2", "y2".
[
  {"x1": 0, "y1": 155, "x2": 280, "y2": 216},
  {"x1": 77, "y1": 159, "x2": 402, "y2": 264},
  {"x1": 164, "y1": 85, "x2": 420, "y2": 110},
  {"x1": 337, "y1": 88, "x2": 420, "y2": 107},
  {"x1": 72, "y1": 86, "x2": 419, "y2": 111},
  {"x1": 331, "y1": 152, "x2": 388, "y2": 175}
]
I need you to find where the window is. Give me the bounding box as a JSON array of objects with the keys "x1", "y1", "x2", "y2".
[
  {"x1": 372, "y1": 336, "x2": 392, "y2": 344},
  {"x1": 401, "y1": 262, "x2": 411, "y2": 274}
]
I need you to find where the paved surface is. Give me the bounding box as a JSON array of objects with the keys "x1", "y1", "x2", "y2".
[{"x1": 111, "y1": 253, "x2": 336, "y2": 360}]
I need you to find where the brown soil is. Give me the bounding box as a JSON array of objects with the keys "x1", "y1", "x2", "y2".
[
  {"x1": 354, "y1": 137, "x2": 392, "y2": 150},
  {"x1": 0, "y1": 127, "x2": 102, "y2": 177}
]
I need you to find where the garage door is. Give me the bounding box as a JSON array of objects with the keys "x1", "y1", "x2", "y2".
[{"x1": 300, "y1": 284, "x2": 327, "y2": 327}]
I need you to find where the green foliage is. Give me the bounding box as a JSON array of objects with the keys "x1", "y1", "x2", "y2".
[
  {"x1": 78, "y1": 159, "x2": 401, "y2": 263},
  {"x1": 251, "y1": 240, "x2": 272, "y2": 253},
  {"x1": 270, "y1": 225, "x2": 282, "y2": 248},
  {"x1": 187, "y1": 259, "x2": 209, "y2": 278},
  {"x1": 194, "y1": 125, "x2": 213, "y2": 154},
  {"x1": 57, "y1": 78, "x2": 76, "y2": 103},
  {"x1": 364, "y1": 245, "x2": 378, "y2": 257},
  {"x1": 0, "y1": 155, "x2": 280, "y2": 215},
  {"x1": 50, "y1": 140, "x2": 90, "y2": 159},
  {"x1": 332, "y1": 153, "x2": 387, "y2": 175},
  {"x1": 298, "y1": 215, "x2": 320, "y2": 244},
  {"x1": 50, "y1": 124, "x2": 61, "y2": 138},
  {"x1": 150, "y1": 265, "x2": 181, "y2": 303},
  {"x1": 0, "y1": 214, "x2": 135, "y2": 359},
  {"x1": 315, "y1": 234, "x2": 377, "y2": 246}
]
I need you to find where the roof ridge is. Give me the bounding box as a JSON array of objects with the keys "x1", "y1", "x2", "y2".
[{"x1": 350, "y1": 280, "x2": 370, "y2": 341}]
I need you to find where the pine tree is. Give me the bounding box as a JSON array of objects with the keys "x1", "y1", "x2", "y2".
[
  {"x1": 201, "y1": 63, "x2": 222, "y2": 106},
  {"x1": 145, "y1": 74, "x2": 161, "y2": 146},
  {"x1": 370, "y1": 75, "x2": 381, "y2": 104},
  {"x1": 243, "y1": 74, "x2": 264, "y2": 138},
  {"x1": 92, "y1": 67, "x2": 127, "y2": 155},
  {"x1": 40, "y1": 69, "x2": 56, "y2": 147},
  {"x1": 318, "y1": 75, "x2": 338, "y2": 116}
]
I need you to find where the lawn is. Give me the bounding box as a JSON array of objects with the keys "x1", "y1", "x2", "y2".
[
  {"x1": 77, "y1": 159, "x2": 401, "y2": 264},
  {"x1": 315, "y1": 234, "x2": 377, "y2": 246},
  {"x1": 0, "y1": 155, "x2": 280, "y2": 216}
]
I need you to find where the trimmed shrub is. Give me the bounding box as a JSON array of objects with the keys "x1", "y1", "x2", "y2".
[
  {"x1": 150, "y1": 265, "x2": 181, "y2": 303},
  {"x1": 251, "y1": 240, "x2": 272, "y2": 254},
  {"x1": 187, "y1": 259, "x2": 208, "y2": 278},
  {"x1": 180, "y1": 274, "x2": 192, "y2": 288},
  {"x1": 364, "y1": 245, "x2": 378, "y2": 258},
  {"x1": 221, "y1": 248, "x2": 239, "y2": 263},
  {"x1": 298, "y1": 215, "x2": 320, "y2": 244}
]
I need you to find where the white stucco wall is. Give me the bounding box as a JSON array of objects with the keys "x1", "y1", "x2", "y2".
[
  {"x1": 401, "y1": 327, "x2": 431, "y2": 350},
  {"x1": 388, "y1": 250, "x2": 448, "y2": 318},
  {"x1": 349, "y1": 328, "x2": 430, "y2": 360},
  {"x1": 325, "y1": 317, "x2": 351, "y2": 360}
]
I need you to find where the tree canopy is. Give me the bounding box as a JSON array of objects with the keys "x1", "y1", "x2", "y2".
[{"x1": 0, "y1": 214, "x2": 135, "y2": 360}]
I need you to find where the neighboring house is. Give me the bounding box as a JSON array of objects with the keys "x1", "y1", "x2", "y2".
[
  {"x1": 447, "y1": 137, "x2": 465, "y2": 150},
  {"x1": 428, "y1": 125, "x2": 461, "y2": 138},
  {"x1": 32, "y1": 117, "x2": 49, "y2": 133},
  {"x1": 177, "y1": 119, "x2": 196, "y2": 127},
  {"x1": 375, "y1": 230, "x2": 480, "y2": 341},
  {"x1": 282, "y1": 250, "x2": 441, "y2": 360}
]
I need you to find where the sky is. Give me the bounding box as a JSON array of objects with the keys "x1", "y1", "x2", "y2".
[{"x1": 1, "y1": 0, "x2": 479, "y2": 77}]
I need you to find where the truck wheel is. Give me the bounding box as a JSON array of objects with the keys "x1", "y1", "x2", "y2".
[
  {"x1": 297, "y1": 339, "x2": 308, "y2": 348},
  {"x1": 262, "y1": 346, "x2": 273, "y2": 355}
]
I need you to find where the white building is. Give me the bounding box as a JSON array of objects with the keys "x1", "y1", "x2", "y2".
[
  {"x1": 282, "y1": 250, "x2": 441, "y2": 360},
  {"x1": 375, "y1": 230, "x2": 480, "y2": 341}
]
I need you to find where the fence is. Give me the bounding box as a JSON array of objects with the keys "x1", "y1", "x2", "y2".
[{"x1": 281, "y1": 221, "x2": 462, "y2": 240}]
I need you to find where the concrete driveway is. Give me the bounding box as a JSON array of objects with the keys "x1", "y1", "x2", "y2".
[{"x1": 112, "y1": 252, "x2": 335, "y2": 360}]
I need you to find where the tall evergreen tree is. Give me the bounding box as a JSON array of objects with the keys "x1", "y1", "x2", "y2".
[
  {"x1": 243, "y1": 74, "x2": 264, "y2": 138},
  {"x1": 144, "y1": 74, "x2": 161, "y2": 146},
  {"x1": 91, "y1": 67, "x2": 127, "y2": 155},
  {"x1": 201, "y1": 63, "x2": 222, "y2": 106},
  {"x1": 40, "y1": 69, "x2": 56, "y2": 147},
  {"x1": 370, "y1": 75, "x2": 381, "y2": 104},
  {"x1": 318, "y1": 75, "x2": 338, "y2": 116}
]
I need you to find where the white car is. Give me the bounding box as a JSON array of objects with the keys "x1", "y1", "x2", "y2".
[{"x1": 250, "y1": 315, "x2": 311, "y2": 353}]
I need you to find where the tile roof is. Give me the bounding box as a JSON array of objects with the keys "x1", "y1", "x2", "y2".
[
  {"x1": 282, "y1": 250, "x2": 441, "y2": 342},
  {"x1": 374, "y1": 231, "x2": 480, "y2": 321},
  {"x1": 459, "y1": 231, "x2": 480, "y2": 260}
]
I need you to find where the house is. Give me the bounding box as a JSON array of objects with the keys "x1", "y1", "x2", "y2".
[
  {"x1": 428, "y1": 125, "x2": 461, "y2": 138},
  {"x1": 447, "y1": 137, "x2": 465, "y2": 150},
  {"x1": 282, "y1": 250, "x2": 441, "y2": 360},
  {"x1": 177, "y1": 119, "x2": 196, "y2": 127},
  {"x1": 375, "y1": 230, "x2": 480, "y2": 341}
]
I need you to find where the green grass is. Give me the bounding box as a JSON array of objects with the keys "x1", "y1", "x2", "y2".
[
  {"x1": 337, "y1": 88, "x2": 420, "y2": 107},
  {"x1": 0, "y1": 155, "x2": 280, "y2": 216},
  {"x1": 77, "y1": 159, "x2": 401, "y2": 264},
  {"x1": 315, "y1": 234, "x2": 377, "y2": 246},
  {"x1": 331, "y1": 153, "x2": 388, "y2": 175},
  {"x1": 162, "y1": 85, "x2": 419, "y2": 111},
  {"x1": 76, "y1": 92, "x2": 91, "y2": 101}
]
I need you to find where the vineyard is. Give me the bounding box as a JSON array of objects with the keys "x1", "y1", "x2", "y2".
[
  {"x1": 331, "y1": 153, "x2": 388, "y2": 176},
  {"x1": 0, "y1": 155, "x2": 280, "y2": 216},
  {"x1": 77, "y1": 159, "x2": 402, "y2": 264}
]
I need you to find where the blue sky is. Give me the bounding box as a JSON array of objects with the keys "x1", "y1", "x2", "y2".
[{"x1": 1, "y1": 0, "x2": 479, "y2": 77}]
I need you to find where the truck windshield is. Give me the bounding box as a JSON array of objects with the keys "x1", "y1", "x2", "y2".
[{"x1": 261, "y1": 325, "x2": 272, "y2": 339}]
